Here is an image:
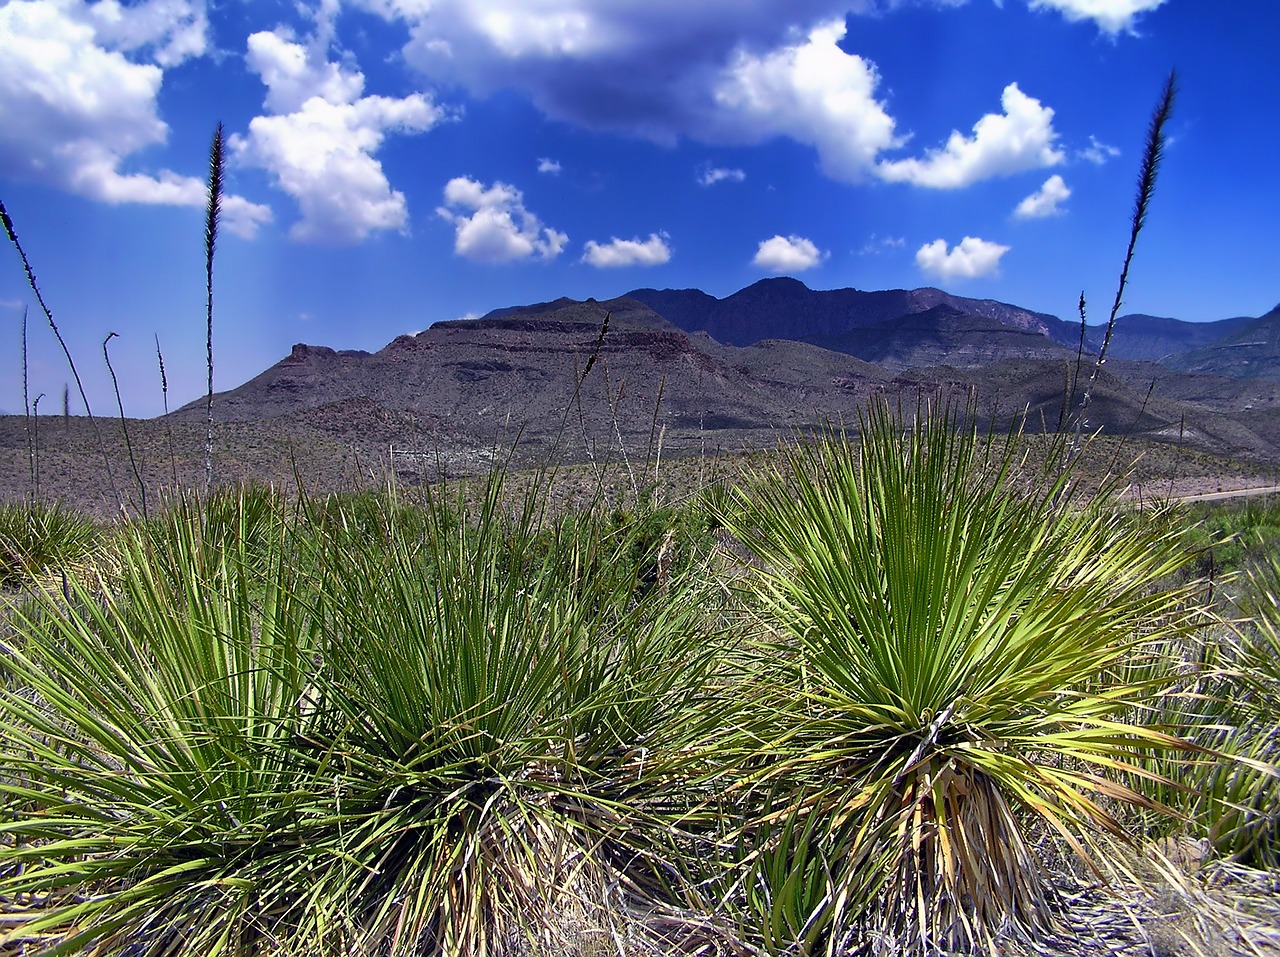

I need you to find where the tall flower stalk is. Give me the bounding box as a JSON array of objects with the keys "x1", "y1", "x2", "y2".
[
  {"x1": 1072, "y1": 71, "x2": 1177, "y2": 456},
  {"x1": 204, "y1": 121, "x2": 224, "y2": 493}
]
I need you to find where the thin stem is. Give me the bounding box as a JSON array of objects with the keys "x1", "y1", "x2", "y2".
[
  {"x1": 602, "y1": 359, "x2": 638, "y2": 500},
  {"x1": 103, "y1": 332, "x2": 147, "y2": 520},
  {"x1": 31, "y1": 392, "x2": 44, "y2": 501},
  {"x1": 1072, "y1": 70, "x2": 1177, "y2": 458},
  {"x1": 1, "y1": 196, "x2": 124, "y2": 512},
  {"x1": 156, "y1": 334, "x2": 178, "y2": 488},
  {"x1": 21, "y1": 306, "x2": 35, "y2": 502}
]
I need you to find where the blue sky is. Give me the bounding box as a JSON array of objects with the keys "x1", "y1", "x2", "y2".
[{"x1": 1, "y1": 0, "x2": 1277, "y2": 416}]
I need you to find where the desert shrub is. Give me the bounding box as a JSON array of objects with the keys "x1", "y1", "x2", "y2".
[
  {"x1": 1135, "y1": 543, "x2": 1280, "y2": 867},
  {"x1": 0, "y1": 500, "x2": 335, "y2": 956},
  {"x1": 524, "y1": 489, "x2": 715, "y2": 600},
  {"x1": 1175, "y1": 493, "x2": 1280, "y2": 585},
  {"x1": 716, "y1": 402, "x2": 1201, "y2": 956},
  {"x1": 298, "y1": 471, "x2": 735, "y2": 954},
  {"x1": 0, "y1": 470, "x2": 738, "y2": 956},
  {"x1": 0, "y1": 499, "x2": 101, "y2": 589},
  {"x1": 138, "y1": 481, "x2": 290, "y2": 583},
  {"x1": 302, "y1": 486, "x2": 436, "y2": 551}
]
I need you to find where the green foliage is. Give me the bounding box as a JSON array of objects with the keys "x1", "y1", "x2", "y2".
[
  {"x1": 0, "y1": 472, "x2": 735, "y2": 956},
  {"x1": 142, "y1": 481, "x2": 288, "y2": 573},
  {"x1": 718, "y1": 402, "x2": 1201, "y2": 955},
  {"x1": 1135, "y1": 547, "x2": 1280, "y2": 867},
  {"x1": 5, "y1": 421, "x2": 1279, "y2": 956},
  {"x1": 1174, "y1": 494, "x2": 1280, "y2": 583},
  {"x1": 542, "y1": 488, "x2": 715, "y2": 598},
  {"x1": 0, "y1": 499, "x2": 101, "y2": 588},
  {"x1": 0, "y1": 499, "x2": 331, "y2": 956},
  {"x1": 300, "y1": 474, "x2": 730, "y2": 954},
  {"x1": 1218, "y1": 555, "x2": 1280, "y2": 865}
]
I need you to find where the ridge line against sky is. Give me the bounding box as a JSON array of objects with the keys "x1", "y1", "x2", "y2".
[{"x1": 0, "y1": 0, "x2": 1277, "y2": 415}]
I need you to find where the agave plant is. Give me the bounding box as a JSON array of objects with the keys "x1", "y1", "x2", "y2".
[{"x1": 720, "y1": 402, "x2": 1201, "y2": 955}]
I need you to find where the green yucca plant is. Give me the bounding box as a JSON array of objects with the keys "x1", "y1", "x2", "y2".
[
  {"x1": 1213, "y1": 556, "x2": 1280, "y2": 866},
  {"x1": 719, "y1": 402, "x2": 1201, "y2": 956},
  {"x1": 298, "y1": 472, "x2": 733, "y2": 955},
  {"x1": 0, "y1": 472, "x2": 737, "y2": 956},
  {"x1": 0, "y1": 495, "x2": 336, "y2": 956},
  {"x1": 1119, "y1": 512, "x2": 1280, "y2": 869},
  {"x1": 0, "y1": 500, "x2": 102, "y2": 589},
  {"x1": 1141, "y1": 547, "x2": 1280, "y2": 867}
]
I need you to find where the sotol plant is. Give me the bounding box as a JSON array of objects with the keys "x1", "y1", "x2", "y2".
[
  {"x1": 0, "y1": 474, "x2": 737, "y2": 956},
  {"x1": 719, "y1": 403, "x2": 1201, "y2": 955}
]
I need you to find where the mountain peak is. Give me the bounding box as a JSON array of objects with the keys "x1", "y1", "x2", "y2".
[{"x1": 747, "y1": 276, "x2": 811, "y2": 291}]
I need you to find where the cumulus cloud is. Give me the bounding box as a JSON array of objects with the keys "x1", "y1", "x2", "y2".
[
  {"x1": 698, "y1": 166, "x2": 746, "y2": 186},
  {"x1": 437, "y1": 177, "x2": 568, "y2": 263},
  {"x1": 231, "y1": 31, "x2": 445, "y2": 244},
  {"x1": 877, "y1": 83, "x2": 1064, "y2": 188},
  {"x1": 1014, "y1": 174, "x2": 1070, "y2": 219},
  {"x1": 916, "y1": 236, "x2": 1010, "y2": 280},
  {"x1": 80, "y1": 0, "x2": 208, "y2": 67},
  {"x1": 1080, "y1": 134, "x2": 1121, "y2": 165},
  {"x1": 537, "y1": 157, "x2": 562, "y2": 174},
  {"x1": 582, "y1": 233, "x2": 672, "y2": 267},
  {"x1": 0, "y1": 0, "x2": 270, "y2": 237},
  {"x1": 1027, "y1": 0, "x2": 1168, "y2": 34},
  {"x1": 753, "y1": 235, "x2": 826, "y2": 272},
  {"x1": 351, "y1": 3, "x2": 911, "y2": 181},
  {"x1": 245, "y1": 29, "x2": 364, "y2": 114},
  {"x1": 712, "y1": 19, "x2": 900, "y2": 182}
]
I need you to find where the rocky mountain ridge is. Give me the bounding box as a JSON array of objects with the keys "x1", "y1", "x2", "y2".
[
  {"x1": 171, "y1": 281, "x2": 1280, "y2": 472},
  {"x1": 487, "y1": 279, "x2": 1280, "y2": 379}
]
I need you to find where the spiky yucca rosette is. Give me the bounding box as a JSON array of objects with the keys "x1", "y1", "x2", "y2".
[
  {"x1": 720, "y1": 402, "x2": 1202, "y2": 956},
  {"x1": 0, "y1": 477, "x2": 737, "y2": 957}
]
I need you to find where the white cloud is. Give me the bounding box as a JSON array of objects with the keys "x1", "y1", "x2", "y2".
[
  {"x1": 712, "y1": 19, "x2": 901, "y2": 182},
  {"x1": 753, "y1": 235, "x2": 826, "y2": 273},
  {"x1": 582, "y1": 233, "x2": 672, "y2": 267},
  {"x1": 916, "y1": 236, "x2": 1010, "y2": 280},
  {"x1": 231, "y1": 31, "x2": 445, "y2": 244},
  {"x1": 355, "y1": 3, "x2": 910, "y2": 181},
  {"x1": 245, "y1": 29, "x2": 364, "y2": 114},
  {"x1": 1014, "y1": 174, "x2": 1070, "y2": 219},
  {"x1": 80, "y1": 0, "x2": 208, "y2": 67},
  {"x1": 1027, "y1": 0, "x2": 1168, "y2": 34},
  {"x1": 537, "y1": 157, "x2": 562, "y2": 174},
  {"x1": 437, "y1": 177, "x2": 568, "y2": 263},
  {"x1": 877, "y1": 83, "x2": 1064, "y2": 188},
  {"x1": 698, "y1": 166, "x2": 746, "y2": 186},
  {"x1": 1080, "y1": 134, "x2": 1121, "y2": 165},
  {"x1": 0, "y1": 0, "x2": 270, "y2": 237}
]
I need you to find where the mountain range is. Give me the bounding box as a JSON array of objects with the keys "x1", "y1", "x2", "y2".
[{"x1": 174, "y1": 278, "x2": 1280, "y2": 474}]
